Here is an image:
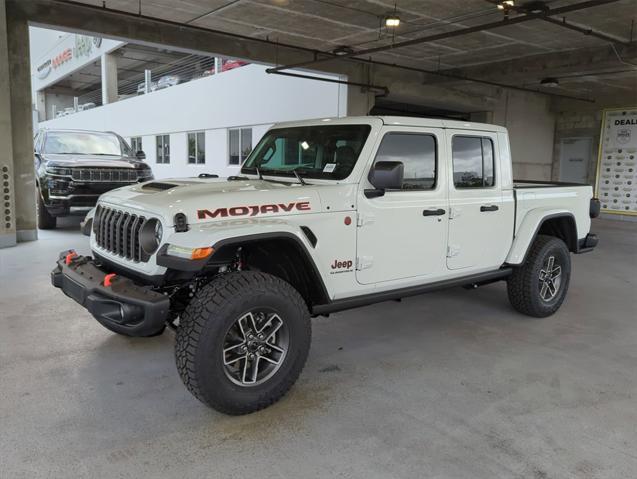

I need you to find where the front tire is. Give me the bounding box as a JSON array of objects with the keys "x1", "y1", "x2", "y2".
[
  {"x1": 37, "y1": 194, "x2": 56, "y2": 229},
  {"x1": 175, "y1": 271, "x2": 311, "y2": 415},
  {"x1": 507, "y1": 235, "x2": 571, "y2": 317}
]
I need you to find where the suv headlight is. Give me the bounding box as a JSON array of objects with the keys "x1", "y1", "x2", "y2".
[
  {"x1": 45, "y1": 165, "x2": 72, "y2": 176},
  {"x1": 136, "y1": 166, "x2": 154, "y2": 180},
  {"x1": 140, "y1": 218, "x2": 162, "y2": 255}
]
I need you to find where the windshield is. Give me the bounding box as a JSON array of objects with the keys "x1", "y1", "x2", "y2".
[
  {"x1": 241, "y1": 124, "x2": 371, "y2": 180},
  {"x1": 43, "y1": 132, "x2": 127, "y2": 156}
]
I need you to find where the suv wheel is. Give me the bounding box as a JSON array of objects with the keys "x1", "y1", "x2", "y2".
[
  {"x1": 175, "y1": 271, "x2": 311, "y2": 415},
  {"x1": 37, "y1": 193, "x2": 56, "y2": 229},
  {"x1": 507, "y1": 235, "x2": 571, "y2": 317}
]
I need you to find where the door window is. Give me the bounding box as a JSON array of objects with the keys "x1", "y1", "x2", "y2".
[
  {"x1": 373, "y1": 133, "x2": 437, "y2": 190},
  {"x1": 452, "y1": 136, "x2": 495, "y2": 188}
]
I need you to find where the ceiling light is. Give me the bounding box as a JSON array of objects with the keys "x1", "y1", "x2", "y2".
[
  {"x1": 301, "y1": 141, "x2": 310, "y2": 150},
  {"x1": 385, "y1": 15, "x2": 400, "y2": 27},
  {"x1": 333, "y1": 46, "x2": 354, "y2": 56},
  {"x1": 497, "y1": 0, "x2": 514, "y2": 9},
  {"x1": 540, "y1": 77, "x2": 559, "y2": 88}
]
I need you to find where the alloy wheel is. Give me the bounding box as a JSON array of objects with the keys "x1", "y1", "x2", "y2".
[
  {"x1": 222, "y1": 310, "x2": 289, "y2": 387},
  {"x1": 538, "y1": 255, "x2": 562, "y2": 302}
]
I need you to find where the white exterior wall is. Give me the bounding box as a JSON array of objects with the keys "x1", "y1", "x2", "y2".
[{"x1": 38, "y1": 65, "x2": 347, "y2": 178}]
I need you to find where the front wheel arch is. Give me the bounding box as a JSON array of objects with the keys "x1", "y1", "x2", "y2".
[{"x1": 211, "y1": 232, "x2": 330, "y2": 308}]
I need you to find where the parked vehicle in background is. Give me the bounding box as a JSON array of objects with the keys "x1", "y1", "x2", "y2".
[
  {"x1": 34, "y1": 129, "x2": 154, "y2": 229},
  {"x1": 221, "y1": 60, "x2": 248, "y2": 72},
  {"x1": 51, "y1": 116, "x2": 599, "y2": 415},
  {"x1": 136, "y1": 81, "x2": 158, "y2": 95},
  {"x1": 156, "y1": 75, "x2": 184, "y2": 90},
  {"x1": 78, "y1": 102, "x2": 96, "y2": 111}
]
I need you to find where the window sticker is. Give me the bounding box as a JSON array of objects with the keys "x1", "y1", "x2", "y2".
[{"x1": 323, "y1": 163, "x2": 336, "y2": 173}]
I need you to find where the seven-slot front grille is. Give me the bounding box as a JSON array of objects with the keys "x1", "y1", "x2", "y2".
[
  {"x1": 93, "y1": 205, "x2": 149, "y2": 262},
  {"x1": 72, "y1": 168, "x2": 138, "y2": 183}
]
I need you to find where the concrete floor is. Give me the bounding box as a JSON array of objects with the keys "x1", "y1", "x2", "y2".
[{"x1": 1, "y1": 218, "x2": 636, "y2": 479}]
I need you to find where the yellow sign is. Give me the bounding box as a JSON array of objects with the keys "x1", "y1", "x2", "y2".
[{"x1": 594, "y1": 107, "x2": 637, "y2": 216}]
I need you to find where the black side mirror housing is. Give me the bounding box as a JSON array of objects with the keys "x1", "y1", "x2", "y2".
[
  {"x1": 136, "y1": 150, "x2": 146, "y2": 160},
  {"x1": 368, "y1": 161, "x2": 404, "y2": 191}
]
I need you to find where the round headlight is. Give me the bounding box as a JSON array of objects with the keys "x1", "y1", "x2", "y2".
[{"x1": 140, "y1": 218, "x2": 162, "y2": 255}]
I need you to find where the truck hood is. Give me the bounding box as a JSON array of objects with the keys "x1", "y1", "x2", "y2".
[{"x1": 97, "y1": 177, "x2": 343, "y2": 226}]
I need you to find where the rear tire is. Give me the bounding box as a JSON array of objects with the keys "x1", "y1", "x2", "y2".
[
  {"x1": 175, "y1": 271, "x2": 311, "y2": 415},
  {"x1": 37, "y1": 194, "x2": 56, "y2": 230},
  {"x1": 507, "y1": 235, "x2": 571, "y2": 317}
]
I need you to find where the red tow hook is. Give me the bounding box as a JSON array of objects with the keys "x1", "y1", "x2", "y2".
[
  {"x1": 103, "y1": 273, "x2": 117, "y2": 287},
  {"x1": 65, "y1": 251, "x2": 78, "y2": 265}
]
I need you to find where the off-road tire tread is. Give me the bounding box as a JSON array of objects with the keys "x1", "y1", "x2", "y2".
[
  {"x1": 507, "y1": 235, "x2": 570, "y2": 317},
  {"x1": 175, "y1": 271, "x2": 310, "y2": 415}
]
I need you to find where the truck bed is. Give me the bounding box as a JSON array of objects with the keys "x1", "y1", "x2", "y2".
[{"x1": 512, "y1": 179, "x2": 593, "y2": 249}]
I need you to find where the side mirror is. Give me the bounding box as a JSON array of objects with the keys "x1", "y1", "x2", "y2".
[
  {"x1": 368, "y1": 161, "x2": 404, "y2": 193},
  {"x1": 135, "y1": 150, "x2": 146, "y2": 160}
]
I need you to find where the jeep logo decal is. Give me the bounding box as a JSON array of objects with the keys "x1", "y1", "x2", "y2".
[
  {"x1": 331, "y1": 259, "x2": 353, "y2": 270},
  {"x1": 197, "y1": 201, "x2": 311, "y2": 219}
]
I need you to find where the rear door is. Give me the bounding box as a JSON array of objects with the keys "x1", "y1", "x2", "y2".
[
  {"x1": 446, "y1": 130, "x2": 510, "y2": 271},
  {"x1": 356, "y1": 126, "x2": 448, "y2": 285}
]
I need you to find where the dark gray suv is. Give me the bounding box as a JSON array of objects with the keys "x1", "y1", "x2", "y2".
[{"x1": 34, "y1": 129, "x2": 153, "y2": 229}]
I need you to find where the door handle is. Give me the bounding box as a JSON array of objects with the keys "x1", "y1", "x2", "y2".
[
  {"x1": 423, "y1": 208, "x2": 446, "y2": 216},
  {"x1": 480, "y1": 205, "x2": 499, "y2": 212}
]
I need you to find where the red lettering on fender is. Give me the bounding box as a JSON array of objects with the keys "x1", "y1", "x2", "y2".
[
  {"x1": 197, "y1": 201, "x2": 311, "y2": 220},
  {"x1": 198, "y1": 208, "x2": 228, "y2": 219},
  {"x1": 261, "y1": 204, "x2": 279, "y2": 214}
]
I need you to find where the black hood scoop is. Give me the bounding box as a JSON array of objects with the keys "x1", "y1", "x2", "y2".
[{"x1": 142, "y1": 182, "x2": 179, "y2": 191}]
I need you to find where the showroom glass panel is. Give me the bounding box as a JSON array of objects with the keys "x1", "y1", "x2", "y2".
[
  {"x1": 156, "y1": 135, "x2": 170, "y2": 164},
  {"x1": 452, "y1": 136, "x2": 495, "y2": 188},
  {"x1": 197, "y1": 132, "x2": 205, "y2": 164},
  {"x1": 131, "y1": 137, "x2": 142, "y2": 153},
  {"x1": 187, "y1": 133, "x2": 195, "y2": 164},
  {"x1": 229, "y1": 129, "x2": 240, "y2": 165},
  {"x1": 242, "y1": 125, "x2": 371, "y2": 180},
  {"x1": 373, "y1": 133, "x2": 437, "y2": 190},
  {"x1": 240, "y1": 128, "x2": 252, "y2": 163}
]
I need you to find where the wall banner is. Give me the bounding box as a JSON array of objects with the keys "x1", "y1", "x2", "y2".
[{"x1": 595, "y1": 107, "x2": 637, "y2": 216}]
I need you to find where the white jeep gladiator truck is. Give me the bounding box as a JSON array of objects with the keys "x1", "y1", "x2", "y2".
[{"x1": 52, "y1": 116, "x2": 599, "y2": 415}]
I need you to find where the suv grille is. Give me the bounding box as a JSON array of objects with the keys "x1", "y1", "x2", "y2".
[
  {"x1": 72, "y1": 168, "x2": 138, "y2": 183},
  {"x1": 93, "y1": 205, "x2": 150, "y2": 262}
]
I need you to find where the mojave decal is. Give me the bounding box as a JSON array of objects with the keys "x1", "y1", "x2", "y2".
[{"x1": 197, "y1": 201, "x2": 311, "y2": 219}]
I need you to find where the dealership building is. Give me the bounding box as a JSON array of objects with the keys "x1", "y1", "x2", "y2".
[{"x1": 29, "y1": 27, "x2": 347, "y2": 179}]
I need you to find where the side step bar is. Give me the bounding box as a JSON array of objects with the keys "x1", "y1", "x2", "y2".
[{"x1": 312, "y1": 268, "x2": 512, "y2": 315}]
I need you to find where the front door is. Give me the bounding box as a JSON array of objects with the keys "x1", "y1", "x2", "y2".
[
  {"x1": 356, "y1": 127, "x2": 448, "y2": 285},
  {"x1": 446, "y1": 130, "x2": 510, "y2": 271}
]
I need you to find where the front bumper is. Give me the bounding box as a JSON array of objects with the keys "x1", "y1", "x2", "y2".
[{"x1": 51, "y1": 251, "x2": 170, "y2": 336}]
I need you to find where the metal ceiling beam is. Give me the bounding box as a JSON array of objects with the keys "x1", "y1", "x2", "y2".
[
  {"x1": 540, "y1": 16, "x2": 629, "y2": 44},
  {"x1": 266, "y1": 0, "x2": 624, "y2": 73},
  {"x1": 483, "y1": 0, "x2": 629, "y2": 45}
]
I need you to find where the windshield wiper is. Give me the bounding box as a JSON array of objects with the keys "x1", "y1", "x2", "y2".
[
  {"x1": 255, "y1": 166, "x2": 263, "y2": 180},
  {"x1": 292, "y1": 169, "x2": 307, "y2": 186}
]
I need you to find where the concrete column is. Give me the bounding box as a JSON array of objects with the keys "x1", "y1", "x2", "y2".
[
  {"x1": 4, "y1": 1, "x2": 36, "y2": 244},
  {"x1": 35, "y1": 90, "x2": 46, "y2": 121},
  {"x1": 0, "y1": 0, "x2": 16, "y2": 247},
  {"x1": 101, "y1": 52, "x2": 118, "y2": 105},
  {"x1": 345, "y1": 65, "x2": 376, "y2": 116}
]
